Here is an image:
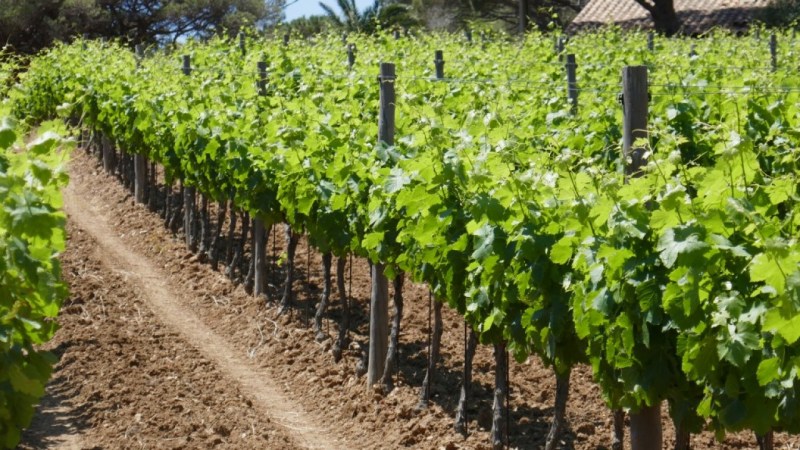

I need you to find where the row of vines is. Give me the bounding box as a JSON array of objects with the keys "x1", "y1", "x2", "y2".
[
  {"x1": 9, "y1": 28, "x2": 800, "y2": 449},
  {"x1": 0, "y1": 106, "x2": 70, "y2": 447}
]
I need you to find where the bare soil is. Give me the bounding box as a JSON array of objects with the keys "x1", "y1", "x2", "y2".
[{"x1": 18, "y1": 149, "x2": 800, "y2": 449}]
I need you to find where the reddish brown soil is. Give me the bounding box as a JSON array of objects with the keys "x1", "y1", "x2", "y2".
[{"x1": 19, "y1": 149, "x2": 800, "y2": 449}]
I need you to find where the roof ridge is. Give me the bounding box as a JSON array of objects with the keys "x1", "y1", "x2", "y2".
[{"x1": 570, "y1": 0, "x2": 769, "y2": 34}]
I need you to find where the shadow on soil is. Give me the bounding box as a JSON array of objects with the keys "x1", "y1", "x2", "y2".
[{"x1": 19, "y1": 342, "x2": 99, "y2": 449}]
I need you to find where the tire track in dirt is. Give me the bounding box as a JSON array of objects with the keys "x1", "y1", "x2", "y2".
[{"x1": 62, "y1": 180, "x2": 341, "y2": 450}]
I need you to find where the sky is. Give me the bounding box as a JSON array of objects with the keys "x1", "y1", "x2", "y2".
[{"x1": 283, "y1": 0, "x2": 375, "y2": 22}]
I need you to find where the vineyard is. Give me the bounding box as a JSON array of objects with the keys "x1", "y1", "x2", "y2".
[{"x1": 4, "y1": 27, "x2": 800, "y2": 449}]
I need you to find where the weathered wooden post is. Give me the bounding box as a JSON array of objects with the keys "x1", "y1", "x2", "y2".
[
  {"x1": 182, "y1": 55, "x2": 197, "y2": 252},
  {"x1": 566, "y1": 54, "x2": 578, "y2": 114},
  {"x1": 347, "y1": 44, "x2": 356, "y2": 70},
  {"x1": 367, "y1": 62, "x2": 395, "y2": 389},
  {"x1": 415, "y1": 54, "x2": 447, "y2": 406},
  {"x1": 257, "y1": 61, "x2": 268, "y2": 95},
  {"x1": 434, "y1": 50, "x2": 444, "y2": 79},
  {"x1": 134, "y1": 44, "x2": 147, "y2": 205},
  {"x1": 622, "y1": 65, "x2": 661, "y2": 450},
  {"x1": 102, "y1": 135, "x2": 115, "y2": 173},
  {"x1": 253, "y1": 60, "x2": 269, "y2": 298},
  {"x1": 622, "y1": 66, "x2": 649, "y2": 177},
  {"x1": 770, "y1": 33, "x2": 777, "y2": 72}
]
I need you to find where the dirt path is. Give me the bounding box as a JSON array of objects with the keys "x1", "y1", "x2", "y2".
[{"x1": 58, "y1": 176, "x2": 340, "y2": 450}]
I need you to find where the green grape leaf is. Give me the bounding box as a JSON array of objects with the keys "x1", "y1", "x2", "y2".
[
  {"x1": 0, "y1": 116, "x2": 16, "y2": 148},
  {"x1": 550, "y1": 236, "x2": 574, "y2": 264},
  {"x1": 709, "y1": 234, "x2": 750, "y2": 259},
  {"x1": 750, "y1": 253, "x2": 786, "y2": 295},
  {"x1": 764, "y1": 310, "x2": 800, "y2": 344},
  {"x1": 8, "y1": 363, "x2": 45, "y2": 397},
  {"x1": 757, "y1": 357, "x2": 781, "y2": 386},
  {"x1": 657, "y1": 224, "x2": 708, "y2": 269},
  {"x1": 384, "y1": 167, "x2": 411, "y2": 194},
  {"x1": 471, "y1": 223, "x2": 495, "y2": 260}
]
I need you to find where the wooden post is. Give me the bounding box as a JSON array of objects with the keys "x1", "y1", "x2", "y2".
[
  {"x1": 182, "y1": 55, "x2": 191, "y2": 76},
  {"x1": 465, "y1": 29, "x2": 473, "y2": 43},
  {"x1": 253, "y1": 60, "x2": 268, "y2": 298},
  {"x1": 770, "y1": 33, "x2": 777, "y2": 72},
  {"x1": 367, "y1": 62, "x2": 395, "y2": 389},
  {"x1": 622, "y1": 65, "x2": 649, "y2": 177},
  {"x1": 630, "y1": 406, "x2": 662, "y2": 450},
  {"x1": 378, "y1": 63, "x2": 396, "y2": 144},
  {"x1": 368, "y1": 263, "x2": 389, "y2": 388},
  {"x1": 182, "y1": 55, "x2": 196, "y2": 251},
  {"x1": 622, "y1": 65, "x2": 660, "y2": 449},
  {"x1": 566, "y1": 54, "x2": 578, "y2": 114},
  {"x1": 347, "y1": 44, "x2": 356, "y2": 70},
  {"x1": 102, "y1": 134, "x2": 115, "y2": 173},
  {"x1": 253, "y1": 218, "x2": 267, "y2": 297},
  {"x1": 134, "y1": 45, "x2": 147, "y2": 204},
  {"x1": 257, "y1": 61, "x2": 268, "y2": 96},
  {"x1": 239, "y1": 31, "x2": 246, "y2": 56},
  {"x1": 647, "y1": 32, "x2": 654, "y2": 51},
  {"x1": 434, "y1": 50, "x2": 444, "y2": 79}
]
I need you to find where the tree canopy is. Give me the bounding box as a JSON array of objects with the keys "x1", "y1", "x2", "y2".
[
  {"x1": 0, "y1": 0, "x2": 284, "y2": 53},
  {"x1": 317, "y1": 0, "x2": 419, "y2": 33},
  {"x1": 308, "y1": 0, "x2": 585, "y2": 34},
  {"x1": 5, "y1": 0, "x2": 789, "y2": 54}
]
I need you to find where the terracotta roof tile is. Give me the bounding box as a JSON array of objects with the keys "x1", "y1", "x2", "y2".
[{"x1": 570, "y1": 0, "x2": 769, "y2": 34}]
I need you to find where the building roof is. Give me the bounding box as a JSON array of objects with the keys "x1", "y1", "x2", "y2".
[{"x1": 569, "y1": 0, "x2": 769, "y2": 34}]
